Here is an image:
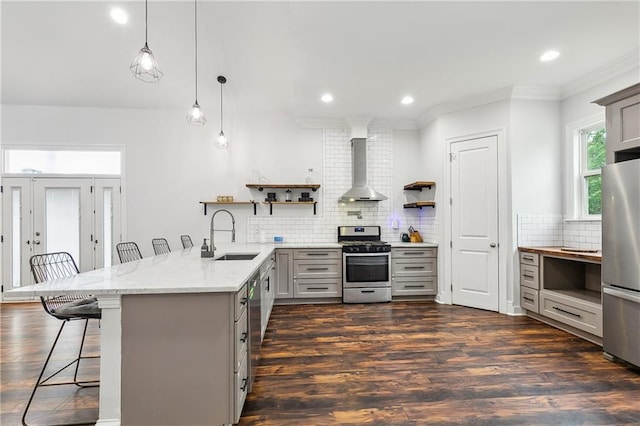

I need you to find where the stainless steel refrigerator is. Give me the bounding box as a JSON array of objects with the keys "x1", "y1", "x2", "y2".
[{"x1": 602, "y1": 158, "x2": 640, "y2": 368}]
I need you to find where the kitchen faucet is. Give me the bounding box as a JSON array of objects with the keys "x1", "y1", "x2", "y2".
[{"x1": 209, "y1": 209, "x2": 236, "y2": 255}]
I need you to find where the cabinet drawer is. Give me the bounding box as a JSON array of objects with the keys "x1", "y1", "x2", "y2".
[
  {"x1": 392, "y1": 247, "x2": 437, "y2": 258},
  {"x1": 234, "y1": 309, "x2": 248, "y2": 371},
  {"x1": 540, "y1": 291, "x2": 602, "y2": 337},
  {"x1": 520, "y1": 286, "x2": 539, "y2": 313},
  {"x1": 293, "y1": 249, "x2": 341, "y2": 260},
  {"x1": 392, "y1": 276, "x2": 436, "y2": 296},
  {"x1": 294, "y1": 278, "x2": 342, "y2": 298},
  {"x1": 294, "y1": 259, "x2": 341, "y2": 279},
  {"x1": 234, "y1": 351, "x2": 249, "y2": 424},
  {"x1": 234, "y1": 283, "x2": 248, "y2": 320},
  {"x1": 519, "y1": 252, "x2": 539, "y2": 267},
  {"x1": 520, "y1": 264, "x2": 539, "y2": 290},
  {"x1": 392, "y1": 258, "x2": 436, "y2": 277}
]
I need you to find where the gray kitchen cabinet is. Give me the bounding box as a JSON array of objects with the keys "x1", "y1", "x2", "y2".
[
  {"x1": 519, "y1": 248, "x2": 602, "y2": 343},
  {"x1": 391, "y1": 247, "x2": 437, "y2": 296},
  {"x1": 275, "y1": 249, "x2": 294, "y2": 299},
  {"x1": 519, "y1": 251, "x2": 540, "y2": 313},
  {"x1": 293, "y1": 248, "x2": 342, "y2": 298},
  {"x1": 594, "y1": 82, "x2": 640, "y2": 164},
  {"x1": 120, "y1": 283, "x2": 249, "y2": 425}
]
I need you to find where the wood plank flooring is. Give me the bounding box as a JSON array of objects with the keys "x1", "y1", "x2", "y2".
[{"x1": 2, "y1": 301, "x2": 640, "y2": 425}]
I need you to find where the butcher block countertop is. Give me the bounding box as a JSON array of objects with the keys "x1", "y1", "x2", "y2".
[{"x1": 519, "y1": 246, "x2": 602, "y2": 262}]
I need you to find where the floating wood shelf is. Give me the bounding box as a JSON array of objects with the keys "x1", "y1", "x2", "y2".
[
  {"x1": 404, "y1": 201, "x2": 436, "y2": 209},
  {"x1": 199, "y1": 201, "x2": 257, "y2": 215},
  {"x1": 404, "y1": 181, "x2": 435, "y2": 191},
  {"x1": 262, "y1": 201, "x2": 317, "y2": 215},
  {"x1": 246, "y1": 184, "x2": 321, "y2": 192}
]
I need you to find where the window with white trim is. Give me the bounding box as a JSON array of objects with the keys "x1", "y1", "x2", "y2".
[{"x1": 579, "y1": 124, "x2": 606, "y2": 216}]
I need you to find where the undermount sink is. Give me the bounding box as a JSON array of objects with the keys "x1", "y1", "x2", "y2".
[{"x1": 214, "y1": 253, "x2": 259, "y2": 261}]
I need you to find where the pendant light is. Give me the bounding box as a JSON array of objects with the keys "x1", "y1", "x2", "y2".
[
  {"x1": 130, "y1": 0, "x2": 163, "y2": 83},
  {"x1": 186, "y1": 0, "x2": 205, "y2": 125},
  {"x1": 215, "y1": 75, "x2": 229, "y2": 149}
]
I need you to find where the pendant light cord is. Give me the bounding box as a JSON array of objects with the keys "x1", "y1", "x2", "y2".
[
  {"x1": 145, "y1": 0, "x2": 148, "y2": 44},
  {"x1": 194, "y1": 0, "x2": 198, "y2": 101},
  {"x1": 220, "y1": 82, "x2": 223, "y2": 129}
]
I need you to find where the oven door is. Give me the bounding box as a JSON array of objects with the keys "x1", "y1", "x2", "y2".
[{"x1": 343, "y1": 253, "x2": 390, "y2": 288}]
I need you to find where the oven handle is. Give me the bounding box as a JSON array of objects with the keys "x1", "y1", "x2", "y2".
[{"x1": 342, "y1": 253, "x2": 391, "y2": 257}]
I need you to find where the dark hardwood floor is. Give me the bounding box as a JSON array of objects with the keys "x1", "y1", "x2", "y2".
[{"x1": 2, "y1": 301, "x2": 640, "y2": 425}]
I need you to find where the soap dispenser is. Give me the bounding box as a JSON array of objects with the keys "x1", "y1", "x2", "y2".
[{"x1": 201, "y1": 238, "x2": 209, "y2": 252}]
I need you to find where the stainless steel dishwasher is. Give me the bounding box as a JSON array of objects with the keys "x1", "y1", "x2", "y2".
[{"x1": 248, "y1": 271, "x2": 262, "y2": 392}]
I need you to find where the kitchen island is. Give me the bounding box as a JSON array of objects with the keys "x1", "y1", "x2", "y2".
[{"x1": 11, "y1": 244, "x2": 276, "y2": 426}]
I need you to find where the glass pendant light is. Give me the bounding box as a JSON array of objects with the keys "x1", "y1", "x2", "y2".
[
  {"x1": 186, "y1": 0, "x2": 205, "y2": 125},
  {"x1": 214, "y1": 76, "x2": 229, "y2": 149},
  {"x1": 130, "y1": 0, "x2": 163, "y2": 83}
]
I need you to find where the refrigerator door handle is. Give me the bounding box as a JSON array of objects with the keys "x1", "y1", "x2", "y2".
[{"x1": 604, "y1": 286, "x2": 640, "y2": 304}]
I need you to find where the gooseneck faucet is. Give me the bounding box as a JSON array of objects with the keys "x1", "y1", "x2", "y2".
[{"x1": 209, "y1": 209, "x2": 236, "y2": 254}]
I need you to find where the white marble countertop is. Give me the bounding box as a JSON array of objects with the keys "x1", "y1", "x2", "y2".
[
  {"x1": 10, "y1": 240, "x2": 439, "y2": 297},
  {"x1": 10, "y1": 243, "x2": 276, "y2": 297}
]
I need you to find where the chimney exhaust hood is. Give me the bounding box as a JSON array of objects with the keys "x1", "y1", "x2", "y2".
[{"x1": 339, "y1": 138, "x2": 387, "y2": 202}]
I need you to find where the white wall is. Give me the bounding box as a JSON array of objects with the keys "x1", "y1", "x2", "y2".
[{"x1": 1, "y1": 105, "x2": 322, "y2": 256}]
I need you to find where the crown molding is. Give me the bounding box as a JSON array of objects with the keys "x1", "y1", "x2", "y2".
[
  {"x1": 417, "y1": 86, "x2": 514, "y2": 128},
  {"x1": 561, "y1": 49, "x2": 640, "y2": 99}
]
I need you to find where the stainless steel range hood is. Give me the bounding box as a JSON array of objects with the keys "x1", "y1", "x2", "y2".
[{"x1": 339, "y1": 138, "x2": 387, "y2": 202}]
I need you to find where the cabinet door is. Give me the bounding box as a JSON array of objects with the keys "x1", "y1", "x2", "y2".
[
  {"x1": 606, "y1": 93, "x2": 640, "y2": 164},
  {"x1": 275, "y1": 249, "x2": 294, "y2": 298}
]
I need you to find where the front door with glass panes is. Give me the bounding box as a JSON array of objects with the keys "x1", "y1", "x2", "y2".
[{"x1": 2, "y1": 177, "x2": 121, "y2": 298}]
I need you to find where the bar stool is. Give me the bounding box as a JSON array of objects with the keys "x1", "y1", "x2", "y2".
[
  {"x1": 116, "y1": 241, "x2": 143, "y2": 263},
  {"x1": 152, "y1": 238, "x2": 171, "y2": 255},
  {"x1": 23, "y1": 252, "x2": 100, "y2": 426},
  {"x1": 180, "y1": 235, "x2": 194, "y2": 249}
]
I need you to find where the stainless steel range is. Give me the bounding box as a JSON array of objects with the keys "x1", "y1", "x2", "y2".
[{"x1": 338, "y1": 226, "x2": 392, "y2": 303}]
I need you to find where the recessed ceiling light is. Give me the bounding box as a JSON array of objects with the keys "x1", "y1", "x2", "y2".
[
  {"x1": 401, "y1": 96, "x2": 414, "y2": 105},
  {"x1": 321, "y1": 93, "x2": 333, "y2": 103},
  {"x1": 540, "y1": 50, "x2": 560, "y2": 62},
  {"x1": 110, "y1": 8, "x2": 128, "y2": 25}
]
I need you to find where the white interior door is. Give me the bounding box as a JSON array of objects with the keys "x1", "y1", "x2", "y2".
[
  {"x1": 32, "y1": 178, "x2": 93, "y2": 272},
  {"x1": 2, "y1": 177, "x2": 34, "y2": 291},
  {"x1": 450, "y1": 135, "x2": 499, "y2": 311},
  {"x1": 94, "y1": 179, "x2": 122, "y2": 269}
]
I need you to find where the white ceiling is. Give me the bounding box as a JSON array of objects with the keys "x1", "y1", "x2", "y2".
[{"x1": 2, "y1": 1, "x2": 639, "y2": 122}]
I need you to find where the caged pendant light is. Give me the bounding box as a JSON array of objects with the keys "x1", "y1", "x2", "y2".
[
  {"x1": 186, "y1": 0, "x2": 205, "y2": 125},
  {"x1": 130, "y1": 0, "x2": 163, "y2": 83},
  {"x1": 214, "y1": 75, "x2": 229, "y2": 149}
]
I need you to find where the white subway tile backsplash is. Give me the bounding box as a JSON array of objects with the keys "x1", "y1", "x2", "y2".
[
  {"x1": 247, "y1": 128, "x2": 435, "y2": 244},
  {"x1": 517, "y1": 214, "x2": 602, "y2": 250}
]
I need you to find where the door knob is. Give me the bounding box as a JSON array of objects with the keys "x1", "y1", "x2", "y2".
[{"x1": 490, "y1": 243, "x2": 496, "y2": 248}]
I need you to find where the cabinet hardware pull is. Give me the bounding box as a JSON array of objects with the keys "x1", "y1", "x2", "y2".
[
  {"x1": 523, "y1": 297, "x2": 534, "y2": 302},
  {"x1": 307, "y1": 252, "x2": 329, "y2": 256},
  {"x1": 405, "y1": 285, "x2": 425, "y2": 288},
  {"x1": 308, "y1": 287, "x2": 329, "y2": 290},
  {"x1": 552, "y1": 306, "x2": 582, "y2": 319},
  {"x1": 523, "y1": 255, "x2": 534, "y2": 261},
  {"x1": 404, "y1": 266, "x2": 425, "y2": 270},
  {"x1": 404, "y1": 251, "x2": 425, "y2": 255},
  {"x1": 240, "y1": 332, "x2": 248, "y2": 343},
  {"x1": 240, "y1": 297, "x2": 248, "y2": 306},
  {"x1": 266, "y1": 276, "x2": 270, "y2": 291},
  {"x1": 361, "y1": 290, "x2": 375, "y2": 293},
  {"x1": 307, "y1": 267, "x2": 329, "y2": 271},
  {"x1": 240, "y1": 378, "x2": 248, "y2": 391},
  {"x1": 523, "y1": 274, "x2": 535, "y2": 279}
]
